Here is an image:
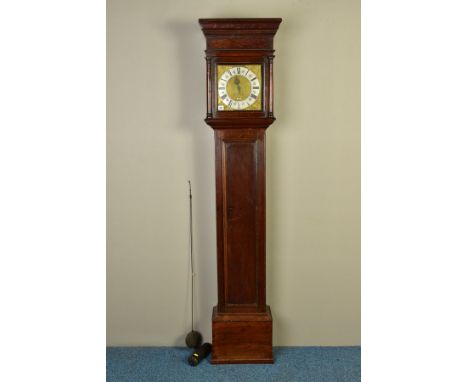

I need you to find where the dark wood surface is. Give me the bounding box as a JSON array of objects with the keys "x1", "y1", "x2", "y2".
[
  {"x1": 199, "y1": 18, "x2": 281, "y2": 364},
  {"x1": 214, "y1": 129, "x2": 266, "y2": 312},
  {"x1": 211, "y1": 306, "x2": 273, "y2": 364}
]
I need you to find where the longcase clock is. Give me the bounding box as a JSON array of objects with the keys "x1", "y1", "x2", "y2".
[{"x1": 199, "y1": 18, "x2": 282, "y2": 364}]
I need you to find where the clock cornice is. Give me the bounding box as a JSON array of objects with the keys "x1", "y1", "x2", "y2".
[{"x1": 199, "y1": 18, "x2": 281, "y2": 52}]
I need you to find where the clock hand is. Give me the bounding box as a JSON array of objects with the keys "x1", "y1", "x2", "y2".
[{"x1": 234, "y1": 76, "x2": 241, "y2": 95}]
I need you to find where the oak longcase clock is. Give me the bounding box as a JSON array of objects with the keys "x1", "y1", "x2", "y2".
[{"x1": 199, "y1": 18, "x2": 282, "y2": 364}]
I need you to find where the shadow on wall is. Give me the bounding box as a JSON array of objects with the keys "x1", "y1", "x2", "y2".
[
  {"x1": 164, "y1": 20, "x2": 217, "y2": 345},
  {"x1": 164, "y1": 20, "x2": 205, "y2": 128}
]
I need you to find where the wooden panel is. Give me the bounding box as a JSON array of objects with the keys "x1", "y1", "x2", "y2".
[
  {"x1": 223, "y1": 140, "x2": 258, "y2": 305},
  {"x1": 211, "y1": 306, "x2": 273, "y2": 364},
  {"x1": 214, "y1": 129, "x2": 266, "y2": 312},
  {"x1": 208, "y1": 37, "x2": 272, "y2": 50}
]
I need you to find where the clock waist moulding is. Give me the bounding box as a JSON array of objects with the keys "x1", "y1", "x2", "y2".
[{"x1": 199, "y1": 18, "x2": 282, "y2": 364}]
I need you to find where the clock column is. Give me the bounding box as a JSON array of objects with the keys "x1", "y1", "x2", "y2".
[{"x1": 199, "y1": 18, "x2": 281, "y2": 364}]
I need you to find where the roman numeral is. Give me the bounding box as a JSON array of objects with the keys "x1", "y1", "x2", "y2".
[
  {"x1": 250, "y1": 94, "x2": 257, "y2": 99},
  {"x1": 237, "y1": 67, "x2": 240, "y2": 74},
  {"x1": 221, "y1": 94, "x2": 227, "y2": 99},
  {"x1": 253, "y1": 86, "x2": 259, "y2": 90}
]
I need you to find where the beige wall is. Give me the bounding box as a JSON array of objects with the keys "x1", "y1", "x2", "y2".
[{"x1": 107, "y1": 0, "x2": 360, "y2": 346}]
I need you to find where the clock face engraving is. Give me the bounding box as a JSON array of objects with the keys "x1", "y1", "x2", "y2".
[{"x1": 217, "y1": 65, "x2": 262, "y2": 111}]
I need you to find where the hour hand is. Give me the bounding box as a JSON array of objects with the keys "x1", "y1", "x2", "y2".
[{"x1": 234, "y1": 76, "x2": 241, "y2": 93}]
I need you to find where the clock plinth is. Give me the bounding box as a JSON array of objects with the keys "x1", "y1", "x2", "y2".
[
  {"x1": 199, "y1": 18, "x2": 281, "y2": 364},
  {"x1": 211, "y1": 306, "x2": 273, "y2": 364}
]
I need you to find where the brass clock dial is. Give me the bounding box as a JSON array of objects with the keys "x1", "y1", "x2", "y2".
[{"x1": 217, "y1": 64, "x2": 262, "y2": 111}]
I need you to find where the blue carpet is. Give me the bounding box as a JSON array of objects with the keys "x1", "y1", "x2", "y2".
[{"x1": 107, "y1": 346, "x2": 360, "y2": 382}]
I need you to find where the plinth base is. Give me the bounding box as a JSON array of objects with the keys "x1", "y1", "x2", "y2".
[{"x1": 211, "y1": 305, "x2": 273, "y2": 364}]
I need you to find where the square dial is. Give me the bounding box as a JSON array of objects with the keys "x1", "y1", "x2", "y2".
[{"x1": 217, "y1": 64, "x2": 262, "y2": 111}]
